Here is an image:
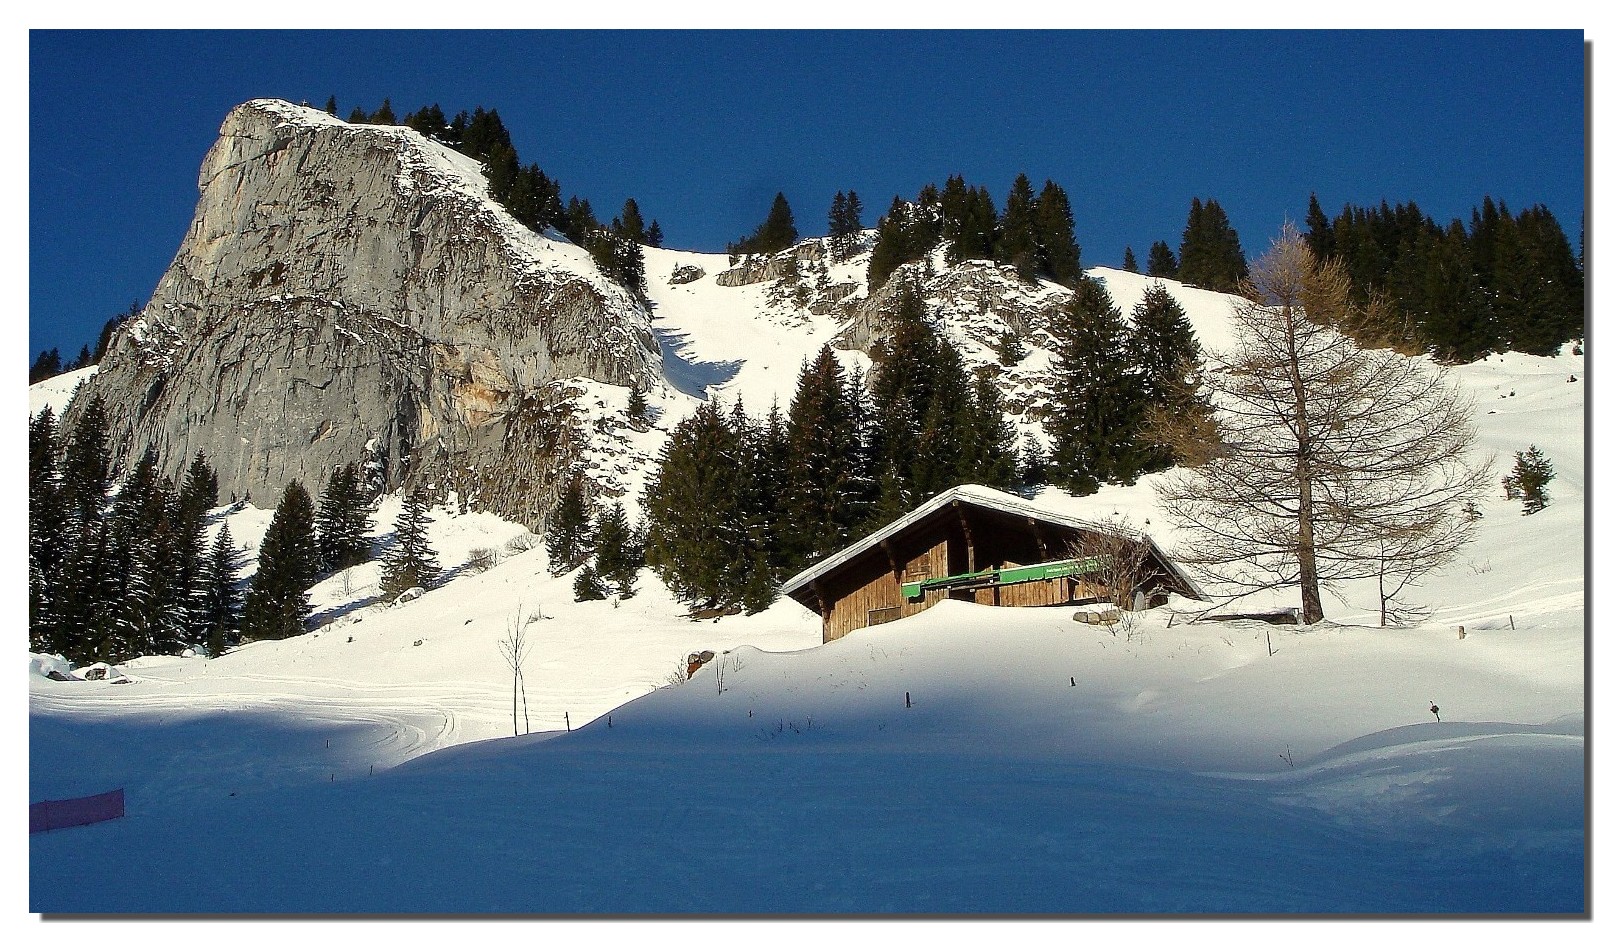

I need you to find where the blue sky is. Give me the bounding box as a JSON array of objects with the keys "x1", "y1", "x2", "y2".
[{"x1": 28, "y1": 29, "x2": 1585, "y2": 360}]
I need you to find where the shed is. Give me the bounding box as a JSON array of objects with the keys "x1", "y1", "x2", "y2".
[{"x1": 780, "y1": 484, "x2": 1204, "y2": 643}]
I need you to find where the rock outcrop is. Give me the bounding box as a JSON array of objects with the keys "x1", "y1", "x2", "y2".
[{"x1": 66, "y1": 99, "x2": 660, "y2": 527}]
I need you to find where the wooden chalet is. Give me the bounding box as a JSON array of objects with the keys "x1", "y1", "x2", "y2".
[{"x1": 780, "y1": 484, "x2": 1204, "y2": 643}]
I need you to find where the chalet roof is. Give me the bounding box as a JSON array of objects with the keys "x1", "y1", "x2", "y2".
[{"x1": 779, "y1": 484, "x2": 1204, "y2": 600}]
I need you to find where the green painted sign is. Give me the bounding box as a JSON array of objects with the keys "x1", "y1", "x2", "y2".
[{"x1": 901, "y1": 556, "x2": 1109, "y2": 600}]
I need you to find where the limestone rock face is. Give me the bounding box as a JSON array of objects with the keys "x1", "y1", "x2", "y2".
[{"x1": 67, "y1": 99, "x2": 660, "y2": 526}]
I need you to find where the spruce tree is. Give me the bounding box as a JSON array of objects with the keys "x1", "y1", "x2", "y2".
[
  {"x1": 1046, "y1": 277, "x2": 1143, "y2": 494},
  {"x1": 324, "y1": 95, "x2": 338, "y2": 116},
  {"x1": 616, "y1": 198, "x2": 647, "y2": 243},
  {"x1": 1503, "y1": 446, "x2": 1555, "y2": 514},
  {"x1": 545, "y1": 475, "x2": 593, "y2": 575},
  {"x1": 783, "y1": 346, "x2": 863, "y2": 565},
  {"x1": 316, "y1": 463, "x2": 371, "y2": 573},
  {"x1": 732, "y1": 192, "x2": 799, "y2": 257},
  {"x1": 1146, "y1": 240, "x2": 1178, "y2": 278},
  {"x1": 642, "y1": 401, "x2": 758, "y2": 609},
  {"x1": 1305, "y1": 192, "x2": 1334, "y2": 261},
  {"x1": 1033, "y1": 179, "x2": 1083, "y2": 286},
  {"x1": 996, "y1": 173, "x2": 1041, "y2": 281},
  {"x1": 29, "y1": 409, "x2": 66, "y2": 653},
  {"x1": 1017, "y1": 432, "x2": 1049, "y2": 487},
  {"x1": 1122, "y1": 247, "x2": 1139, "y2": 273},
  {"x1": 379, "y1": 488, "x2": 441, "y2": 599},
  {"x1": 591, "y1": 502, "x2": 641, "y2": 597},
  {"x1": 30, "y1": 348, "x2": 63, "y2": 383},
  {"x1": 1129, "y1": 283, "x2": 1202, "y2": 472},
  {"x1": 240, "y1": 481, "x2": 319, "y2": 642},
  {"x1": 646, "y1": 221, "x2": 664, "y2": 248},
  {"x1": 573, "y1": 564, "x2": 609, "y2": 601},
  {"x1": 201, "y1": 524, "x2": 240, "y2": 657},
  {"x1": 58, "y1": 396, "x2": 115, "y2": 662},
  {"x1": 1177, "y1": 198, "x2": 1249, "y2": 292}
]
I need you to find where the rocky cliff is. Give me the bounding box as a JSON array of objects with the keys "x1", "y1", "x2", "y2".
[{"x1": 66, "y1": 99, "x2": 660, "y2": 527}]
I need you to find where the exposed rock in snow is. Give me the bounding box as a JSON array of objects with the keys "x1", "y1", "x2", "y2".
[{"x1": 61, "y1": 99, "x2": 660, "y2": 528}]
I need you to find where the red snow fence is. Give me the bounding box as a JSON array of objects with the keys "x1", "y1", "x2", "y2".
[{"x1": 30, "y1": 788, "x2": 124, "y2": 834}]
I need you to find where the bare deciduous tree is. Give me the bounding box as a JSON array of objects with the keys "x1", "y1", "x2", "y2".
[
  {"x1": 498, "y1": 605, "x2": 533, "y2": 735},
  {"x1": 1064, "y1": 517, "x2": 1156, "y2": 637},
  {"x1": 1156, "y1": 225, "x2": 1491, "y2": 625}
]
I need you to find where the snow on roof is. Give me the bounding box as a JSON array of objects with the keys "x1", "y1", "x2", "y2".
[{"x1": 779, "y1": 484, "x2": 1203, "y2": 599}]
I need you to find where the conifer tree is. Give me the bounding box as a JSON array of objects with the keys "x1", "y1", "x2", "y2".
[
  {"x1": 1503, "y1": 446, "x2": 1555, "y2": 514},
  {"x1": 1017, "y1": 432, "x2": 1049, "y2": 487},
  {"x1": 347, "y1": 106, "x2": 368, "y2": 123},
  {"x1": 1122, "y1": 247, "x2": 1139, "y2": 273},
  {"x1": 866, "y1": 198, "x2": 913, "y2": 290},
  {"x1": 1046, "y1": 277, "x2": 1142, "y2": 494},
  {"x1": 617, "y1": 198, "x2": 647, "y2": 243},
  {"x1": 572, "y1": 564, "x2": 609, "y2": 601},
  {"x1": 996, "y1": 174, "x2": 1042, "y2": 281},
  {"x1": 591, "y1": 502, "x2": 641, "y2": 597},
  {"x1": 1305, "y1": 192, "x2": 1334, "y2": 261},
  {"x1": 1177, "y1": 198, "x2": 1249, "y2": 292},
  {"x1": 29, "y1": 409, "x2": 66, "y2": 653},
  {"x1": 1129, "y1": 283, "x2": 1202, "y2": 471},
  {"x1": 783, "y1": 346, "x2": 863, "y2": 565},
  {"x1": 201, "y1": 524, "x2": 240, "y2": 657},
  {"x1": 642, "y1": 401, "x2": 761, "y2": 609},
  {"x1": 627, "y1": 385, "x2": 649, "y2": 422},
  {"x1": 1033, "y1": 179, "x2": 1083, "y2": 286},
  {"x1": 57, "y1": 396, "x2": 115, "y2": 661},
  {"x1": 545, "y1": 475, "x2": 594, "y2": 576},
  {"x1": 379, "y1": 488, "x2": 441, "y2": 599},
  {"x1": 369, "y1": 99, "x2": 396, "y2": 124},
  {"x1": 316, "y1": 463, "x2": 371, "y2": 573},
  {"x1": 1146, "y1": 240, "x2": 1178, "y2": 279},
  {"x1": 241, "y1": 481, "x2": 319, "y2": 642},
  {"x1": 646, "y1": 221, "x2": 664, "y2": 248},
  {"x1": 30, "y1": 348, "x2": 63, "y2": 383},
  {"x1": 731, "y1": 192, "x2": 799, "y2": 257}
]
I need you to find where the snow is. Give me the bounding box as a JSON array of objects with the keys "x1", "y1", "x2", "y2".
[
  {"x1": 25, "y1": 126, "x2": 1591, "y2": 914},
  {"x1": 27, "y1": 364, "x2": 95, "y2": 418},
  {"x1": 27, "y1": 334, "x2": 1587, "y2": 914}
]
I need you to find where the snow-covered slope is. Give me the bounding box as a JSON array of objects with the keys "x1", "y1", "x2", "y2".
[{"x1": 29, "y1": 331, "x2": 1586, "y2": 912}]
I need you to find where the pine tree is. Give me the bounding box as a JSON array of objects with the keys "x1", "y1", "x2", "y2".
[
  {"x1": 1129, "y1": 283, "x2": 1202, "y2": 471},
  {"x1": 646, "y1": 221, "x2": 664, "y2": 248},
  {"x1": 369, "y1": 98, "x2": 397, "y2": 125},
  {"x1": 572, "y1": 564, "x2": 609, "y2": 601},
  {"x1": 544, "y1": 475, "x2": 593, "y2": 575},
  {"x1": 379, "y1": 488, "x2": 441, "y2": 599},
  {"x1": 1146, "y1": 240, "x2": 1178, "y2": 279},
  {"x1": 57, "y1": 396, "x2": 115, "y2": 662},
  {"x1": 1503, "y1": 446, "x2": 1555, "y2": 514},
  {"x1": 642, "y1": 402, "x2": 759, "y2": 609},
  {"x1": 201, "y1": 524, "x2": 240, "y2": 657},
  {"x1": 347, "y1": 106, "x2": 368, "y2": 123},
  {"x1": 316, "y1": 463, "x2": 371, "y2": 572},
  {"x1": 240, "y1": 482, "x2": 319, "y2": 642},
  {"x1": 591, "y1": 502, "x2": 641, "y2": 597},
  {"x1": 29, "y1": 409, "x2": 66, "y2": 653},
  {"x1": 1177, "y1": 198, "x2": 1249, "y2": 292},
  {"x1": 1017, "y1": 433, "x2": 1049, "y2": 487},
  {"x1": 732, "y1": 192, "x2": 799, "y2": 257},
  {"x1": 324, "y1": 95, "x2": 338, "y2": 116},
  {"x1": 1305, "y1": 192, "x2": 1334, "y2": 261},
  {"x1": 783, "y1": 346, "x2": 862, "y2": 565},
  {"x1": 616, "y1": 198, "x2": 647, "y2": 243},
  {"x1": 627, "y1": 386, "x2": 649, "y2": 422},
  {"x1": 1033, "y1": 179, "x2": 1083, "y2": 286},
  {"x1": 30, "y1": 348, "x2": 63, "y2": 383},
  {"x1": 1046, "y1": 277, "x2": 1142, "y2": 494},
  {"x1": 996, "y1": 173, "x2": 1041, "y2": 281},
  {"x1": 1122, "y1": 247, "x2": 1139, "y2": 273},
  {"x1": 866, "y1": 198, "x2": 913, "y2": 290}
]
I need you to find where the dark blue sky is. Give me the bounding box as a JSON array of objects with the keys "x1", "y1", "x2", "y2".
[{"x1": 29, "y1": 29, "x2": 1585, "y2": 360}]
